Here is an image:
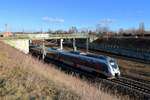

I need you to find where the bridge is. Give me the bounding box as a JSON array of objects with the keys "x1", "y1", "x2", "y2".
[
  {"x1": 15, "y1": 33, "x2": 98, "y2": 52},
  {"x1": 14, "y1": 33, "x2": 97, "y2": 41},
  {"x1": 2, "y1": 33, "x2": 98, "y2": 55}
]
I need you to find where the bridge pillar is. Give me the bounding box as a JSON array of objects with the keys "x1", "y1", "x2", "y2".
[
  {"x1": 73, "y1": 38, "x2": 77, "y2": 51},
  {"x1": 42, "y1": 39, "x2": 46, "y2": 60},
  {"x1": 29, "y1": 39, "x2": 32, "y2": 44},
  {"x1": 60, "y1": 39, "x2": 63, "y2": 50}
]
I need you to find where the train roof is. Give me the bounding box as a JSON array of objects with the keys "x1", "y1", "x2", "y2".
[
  {"x1": 32, "y1": 46, "x2": 113, "y2": 62},
  {"x1": 69, "y1": 51, "x2": 108, "y2": 60},
  {"x1": 62, "y1": 51, "x2": 109, "y2": 64},
  {"x1": 85, "y1": 53, "x2": 107, "y2": 60},
  {"x1": 30, "y1": 46, "x2": 115, "y2": 64}
]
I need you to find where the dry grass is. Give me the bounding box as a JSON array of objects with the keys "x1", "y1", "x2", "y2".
[{"x1": 0, "y1": 41, "x2": 121, "y2": 100}]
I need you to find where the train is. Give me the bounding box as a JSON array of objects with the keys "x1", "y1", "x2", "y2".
[{"x1": 29, "y1": 46, "x2": 120, "y2": 79}]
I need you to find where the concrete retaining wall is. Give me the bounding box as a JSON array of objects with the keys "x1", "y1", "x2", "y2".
[{"x1": 4, "y1": 39, "x2": 29, "y2": 54}]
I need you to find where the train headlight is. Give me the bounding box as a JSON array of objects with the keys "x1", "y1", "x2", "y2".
[{"x1": 110, "y1": 62, "x2": 115, "y2": 66}]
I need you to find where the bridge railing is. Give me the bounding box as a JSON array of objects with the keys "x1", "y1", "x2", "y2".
[{"x1": 14, "y1": 33, "x2": 91, "y2": 39}]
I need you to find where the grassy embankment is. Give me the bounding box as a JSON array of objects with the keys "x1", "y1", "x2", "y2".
[{"x1": 0, "y1": 41, "x2": 121, "y2": 100}]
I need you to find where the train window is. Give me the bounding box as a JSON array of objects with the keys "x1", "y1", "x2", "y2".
[
  {"x1": 109, "y1": 59, "x2": 117, "y2": 69},
  {"x1": 86, "y1": 54, "x2": 106, "y2": 60},
  {"x1": 101, "y1": 64, "x2": 109, "y2": 73},
  {"x1": 69, "y1": 51, "x2": 81, "y2": 55},
  {"x1": 50, "y1": 48, "x2": 58, "y2": 50}
]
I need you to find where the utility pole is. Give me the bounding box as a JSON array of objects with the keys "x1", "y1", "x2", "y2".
[
  {"x1": 86, "y1": 38, "x2": 89, "y2": 53},
  {"x1": 5, "y1": 24, "x2": 8, "y2": 33},
  {"x1": 42, "y1": 38, "x2": 46, "y2": 60},
  {"x1": 41, "y1": 28, "x2": 46, "y2": 60},
  {"x1": 3, "y1": 24, "x2": 9, "y2": 37},
  {"x1": 22, "y1": 28, "x2": 24, "y2": 34}
]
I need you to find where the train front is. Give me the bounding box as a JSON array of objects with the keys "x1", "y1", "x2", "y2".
[{"x1": 107, "y1": 57, "x2": 120, "y2": 78}]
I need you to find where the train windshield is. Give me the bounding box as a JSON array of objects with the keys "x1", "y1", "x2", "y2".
[{"x1": 109, "y1": 59, "x2": 118, "y2": 69}]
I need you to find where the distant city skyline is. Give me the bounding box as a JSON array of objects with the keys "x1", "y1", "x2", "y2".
[{"x1": 0, "y1": 0, "x2": 150, "y2": 32}]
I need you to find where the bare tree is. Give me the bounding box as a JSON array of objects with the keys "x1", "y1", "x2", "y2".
[
  {"x1": 96, "y1": 24, "x2": 109, "y2": 36},
  {"x1": 119, "y1": 28, "x2": 124, "y2": 34},
  {"x1": 55, "y1": 30, "x2": 64, "y2": 34},
  {"x1": 68, "y1": 26, "x2": 78, "y2": 33},
  {"x1": 47, "y1": 29, "x2": 53, "y2": 34},
  {"x1": 139, "y1": 22, "x2": 145, "y2": 37}
]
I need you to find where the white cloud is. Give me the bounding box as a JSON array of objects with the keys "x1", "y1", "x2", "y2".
[
  {"x1": 42, "y1": 16, "x2": 64, "y2": 23},
  {"x1": 98, "y1": 18, "x2": 116, "y2": 26},
  {"x1": 100, "y1": 18, "x2": 115, "y2": 24}
]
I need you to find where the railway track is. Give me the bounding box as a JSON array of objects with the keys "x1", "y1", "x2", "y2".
[
  {"x1": 62, "y1": 63, "x2": 150, "y2": 99},
  {"x1": 118, "y1": 77, "x2": 150, "y2": 92},
  {"x1": 54, "y1": 60, "x2": 150, "y2": 99},
  {"x1": 45, "y1": 56, "x2": 150, "y2": 99},
  {"x1": 110, "y1": 77, "x2": 150, "y2": 97}
]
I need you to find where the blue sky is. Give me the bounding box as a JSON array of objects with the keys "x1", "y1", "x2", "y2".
[{"x1": 0, "y1": 0, "x2": 150, "y2": 32}]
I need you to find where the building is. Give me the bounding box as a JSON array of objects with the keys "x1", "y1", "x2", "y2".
[{"x1": 3, "y1": 32, "x2": 13, "y2": 37}]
